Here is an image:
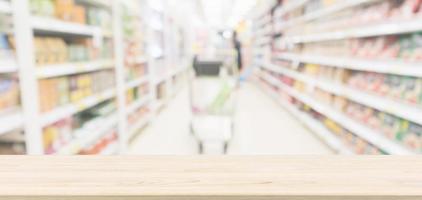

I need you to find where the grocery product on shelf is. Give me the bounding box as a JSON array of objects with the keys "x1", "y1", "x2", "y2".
[
  {"x1": 42, "y1": 100, "x2": 117, "y2": 154},
  {"x1": 122, "y1": 3, "x2": 148, "y2": 82},
  {"x1": 38, "y1": 70, "x2": 115, "y2": 113},
  {"x1": 127, "y1": 105, "x2": 150, "y2": 130},
  {"x1": 0, "y1": 131, "x2": 26, "y2": 155},
  {"x1": 0, "y1": 74, "x2": 19, "y2": 112},
  {"x1": 30, "y1": 0, "x2": 112, "y2": 32},
  {"x1": 126, "y1": 83, "x2": 149, "y2": 105},
  {"x1": 258, "y1": 74, "x2": 385, "y2": 155},
  {"x1": 34, "y1": 36, "x2": 113, "y2": 66},
  {"x1": 0, "y1": 33, "x2": 14, "y2": 60},
  {"x1": 126, "y1": 62, "x2": 148, "y2": 82},
  {"x1": 281, "y1": 0, "x2": 422, "y2": 37},
  {"x1": 348, "y1": 71, "x2": 422, "y2": 105},
  {"x1": 255, "y1": 0, "x2": 422, "y2": 154},
  {"x1": 79, "y1": 130, "x2": 117, "y2": 155},
  {"x1": 294, "y1": 33, "x2": 422, "y2": 62}
]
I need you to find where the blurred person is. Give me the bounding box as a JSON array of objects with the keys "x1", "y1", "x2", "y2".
[{"x1": 232, "y1": 31, "x2": 243, "y2": 72}]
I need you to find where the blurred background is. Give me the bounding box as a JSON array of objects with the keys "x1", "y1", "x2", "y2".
[{"x1": 0, "y1": 0, "x2": 421, "y2": 155}]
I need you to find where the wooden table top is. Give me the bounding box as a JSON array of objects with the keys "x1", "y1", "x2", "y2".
[{"x1": 0, "y1": 156, "x2": 421, "y2": 200}]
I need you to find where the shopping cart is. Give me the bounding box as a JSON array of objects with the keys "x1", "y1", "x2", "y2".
[{"x1": 189, "y1": 53, "x2": 238, "y2": 154}]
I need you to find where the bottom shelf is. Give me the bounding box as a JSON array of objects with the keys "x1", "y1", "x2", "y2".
[
  {"x1": 100, "y1": 142, "x2": 118, "y2": 155},
  {"x1": 257, "y1": 79, "x2": 353, "y2": 155},
  {"x1": 57, "y1": 114, "x2": 118, "y2": 155}
]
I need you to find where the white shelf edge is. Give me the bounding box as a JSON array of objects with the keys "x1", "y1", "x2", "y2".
[
  {"x1": 57, "y1": 114, "x2": 117, "y2": 155},
  {"x1": 31, "y1": 16, "x2": 110, "y2": 37},
  {"x1": 40, "y1": 89, "x2": 116, "y2": 127},
  {"x1": 126, "y1": 76, "x2": 149, "y2": 90},
  {"x1": 76, "y1": 0, "x2": 112, "y2": 9},
  {"x1": 278, "y1": 53, "x2": 422, "y2": 78},
  {"x1": 0, "y1": 0, "x2": 11, "y2": 14},
  {"x1": 126, "y1": 96, "x2": 150, "y2": 115},
  {"x1": 285, "y1": 18, "x2": 422, "y2": 44},
  {"x1": 36, "y1": 60, "x2": 114, "y2": 78},
  {"x1": 153, "y1": 66, "x2": 188, "y2": 86},
  {"x1": 128, "y1": 115, "x2": 151, "y2": 139},
  {"x1": 0, "y1": 60, "x2": 18, "y2": 73},
  {"x1": 127, "y1": 56, "x2": 148, "y2": 65},
  {"x1": 259, "y1": 71, "x2": 415, "y2": 155},
  {"x1": 279, "y1": 0, "x2": 379, "y2": 30},
  {"x1": 258, "y1": 80, "x2": 353, "y2": 155},
  {"x1": 0, "y1": 111, "x2": 23, "y2": 135},
  {"x1": 275, "y1": 0, "x2": 309, "y2": 18},
  {"x1": 263, "y1": 62, "x2": 422, "y2": 129}
]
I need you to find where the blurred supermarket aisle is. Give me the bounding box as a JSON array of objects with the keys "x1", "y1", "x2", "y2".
[{"x1": 129, "y1": 83, "x2": 332, "y2": 155}]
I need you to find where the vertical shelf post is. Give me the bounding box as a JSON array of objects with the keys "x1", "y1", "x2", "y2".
[
  {"x1": 12, "y1": 0, "x2": 44, "y2": 154},
  {"x1": 112, "y1": 0, "x2": 128, "y2": 152}
]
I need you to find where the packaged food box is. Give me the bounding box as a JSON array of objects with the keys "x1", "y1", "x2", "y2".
[
  {"x1": 55, "y1": 0, "x2": 74, "y2": 21},
  {"x1": 403, "y1": 123, "x2": 422, "y2": 151}
]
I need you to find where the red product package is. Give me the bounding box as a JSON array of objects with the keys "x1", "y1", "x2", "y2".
[
  {"x1": 380, "y1": 36, "x2": 400, "y2": 59},
  {"x1": 400, "y1": 0, "x2": 422, "y2": 18}
]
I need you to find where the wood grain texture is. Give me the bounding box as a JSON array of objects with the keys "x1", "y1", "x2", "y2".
[{"x1": 0, "y1": 156, "x2": 421, "y2": 200}]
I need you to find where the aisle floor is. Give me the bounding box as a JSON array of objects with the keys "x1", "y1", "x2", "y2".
[{"x1": 129, "y1": 83, "x2": 333, "y2": 155}]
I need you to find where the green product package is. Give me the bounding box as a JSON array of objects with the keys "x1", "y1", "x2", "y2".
[
  {"x1": 208, "y1": 81, "x2": 233, "y2": 113},
  {"x1": 396, "y1": 119, "x2": 410, "y2": 142}
]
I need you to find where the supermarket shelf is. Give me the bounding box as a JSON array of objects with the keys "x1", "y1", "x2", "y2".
[
  {"x1": 262, "y1": 62, "x2": 422, "y2": 127},
  {"x1": 100, "y1": 142, "x2": 118, "y2": 155},
  {"x1": 0, "y1": 111, "x2": 23, "y2": 135},
  {"x1": 127, "y1": 56, "x2": 148, "y2": 64},
  {"x1": 170, "y1": 64, "x2": 190, "y2": 78},
  {"x1": 126, "y1": 76, "x2": 149, "y2": 90},
  {"x1": 284, "y1": 18, "x2": 422, "y2": 44},
  {"x1": 58, "y1": 114, "x2": 117, "y2": 155},
  {"x1": 32, "y1": 16, "x2": 106, "y2": 37},
  {"x1": 277, "y1": 53, "x2": 422, "y2": 78},
  {"x1": 128, "y1": 115, "x2": 151, "y2": 139},
  {"x1": 264, "y1": 77, "x2": 416, "y2": 155},
  {"x1": 0, "y1": 60, "x2": 18, "y2": 73},
  {"x1": 279, "y1": 0, "x2": 379, "y2": 30},
  {"x1": 36, "y1": 60, "x2": 114, "y2": 78},
  {"x1": 258, "y1": 78, "x2": 353, "y2": 155},
  {"x1": 0, "y1": 0, "x2": 11, "y2": 14},
  {"x1": 40, "y1": 89, "x2": 116, "y2": 127},
  {"x1": 153, "y1": 65, "x2": 189, "y2": 86},
  {"x1": 275, "y1": 0, "x2": 309, "y2": 18},
  {"x1": 126, "y1": 96, "x2": 150, "y2": 115}
]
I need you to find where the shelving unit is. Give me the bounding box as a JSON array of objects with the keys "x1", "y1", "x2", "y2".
[
  {"x1": 261, "y1": 62, "x2": 422, "y2": 126},
  {"x1": 0, "y1": 0, "x2": 190, "y2": 155},
  {"x1": 257, "y1": 77, "x2": 353, "y2": 155},
  {"x1": 253, "y1": 0, "x2": 422, "y2": 155}
]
